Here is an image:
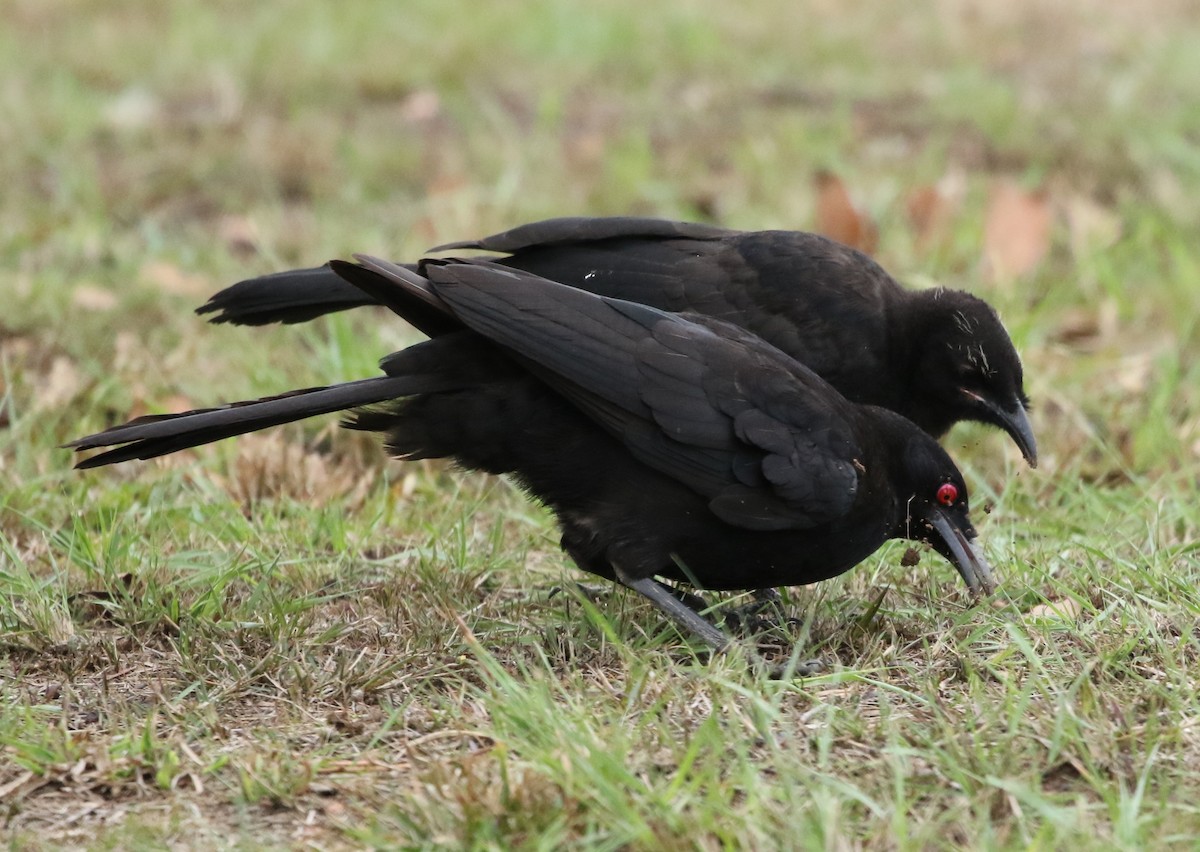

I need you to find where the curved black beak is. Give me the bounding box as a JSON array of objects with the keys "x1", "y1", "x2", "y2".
[
  {"x1": 964, "y1": 390, "x2": 1038, "y2": 468},
  {"x1": 928, "y1": 509, "x2": 996, "y2": 596}
]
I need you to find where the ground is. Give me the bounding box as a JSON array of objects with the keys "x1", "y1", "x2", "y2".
[{"x1": 2, "y1": 0, "x2": 1199, "y2": 848}]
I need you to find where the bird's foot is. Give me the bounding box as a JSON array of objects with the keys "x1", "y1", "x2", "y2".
[
  {"x1": 721, "y1": 588, "x2": 799, "y2": 637},
  {"x1": 743, "y1": 651, "x2": 825, "y2": 680},
  {"x1": 547, "y1": 582, "x2": 611, "y2": 604},
  {"x1": 777, "y1": 657, "x2": 825, "y2": 679}
]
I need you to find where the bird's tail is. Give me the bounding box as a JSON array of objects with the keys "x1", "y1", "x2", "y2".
[
  {"x1": 195, "y1": 261, "x2": 464, "y2": 339},
  {"x1": 70, "y1": 256, "x2": 513, "y2": 469},
  {"x1": 196, "y1": 265, "x2": 380, "y2": 326},
  {"x1": 65, "y1": 376, "x2": 427, "y2": 468},
  {"x1": 194, "y1": 258, "x2": 495, "y2": 340}
]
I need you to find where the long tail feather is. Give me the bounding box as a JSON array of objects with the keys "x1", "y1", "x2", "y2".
[{"x1": 67, "y1": 375, "x2": 421, "y2": 468}]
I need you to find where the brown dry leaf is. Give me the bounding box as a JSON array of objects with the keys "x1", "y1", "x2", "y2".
[
  {"x1": 139, "y1": 260, "x2": 210, "y2": 297},
  {"x1": 983, "y1": 181, "x2": 1052, "y2": 284},
  {"x1": 1026, "y1": 598, "x2": 1083, "y2": 621},
  {"x1": 1053, "y1": 299, "x2": 1119, "y2": 348},
  {"x1": 71, "y1": 284, "x2": 118, "y2": 312},
  {"x1": 905, "y1": 171, "x2": 964, "y2": 254},
  {"x1": 814, "y1": 171, "x2": 878, "y2": 254},
  {"x1": 1054, "y1": 309, "x2": 1099, "y2": 345},
  {"x1": 33, "y1": 356, "x2": 83, "y2": 412},
  {"x1": 906, "y1": 186, "x2": 944, "y2": 249}
]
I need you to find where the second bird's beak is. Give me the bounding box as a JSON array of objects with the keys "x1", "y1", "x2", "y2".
[
  {"x1": 928, "y1": 510, "x2": 997, "y2": 597},
  {"x1": 964, "y1": 390, "x2": 1038, "y2": 468}
]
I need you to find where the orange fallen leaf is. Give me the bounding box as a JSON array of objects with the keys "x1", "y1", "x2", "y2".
[
  {"x1": 905, "y1": 173, "x2": 963, "y2": 254},
  {"x1": 814, "y1": 171, "x2": 878, "y2": 254},
  {"x1": 983, "y1": 181, "x2": 1052, "y2": 283},
  {"x1": 906, "y1": 186, "x2": 942, "y2": 245}
]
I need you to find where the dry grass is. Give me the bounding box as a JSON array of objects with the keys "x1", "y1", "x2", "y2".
[{"x1": 3, "y1": 0, "x2": 1200, "y2": 848}]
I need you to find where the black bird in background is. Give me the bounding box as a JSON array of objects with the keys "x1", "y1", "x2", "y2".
[
  {"x1": 199, "y1": 217, "x2": 1037, "y2": 466},
  {"x1": 69, "y1": 259, "x2": 994, "y2": 660}
]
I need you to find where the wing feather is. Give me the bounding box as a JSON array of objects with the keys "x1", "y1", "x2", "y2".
[{"x1": 413, "y1": 262, "x2": 863, "y2": 529}]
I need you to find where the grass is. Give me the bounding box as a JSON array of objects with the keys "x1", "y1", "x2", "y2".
[{"x1": 3, "y1": 0, "x2": 1200, "y2": 847}]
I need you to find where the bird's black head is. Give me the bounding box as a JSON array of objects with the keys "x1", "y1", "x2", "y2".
[
  {"x1": 884, "y1": 421, "x2": 995, "y2": 596},
  {"x1": 908, "y1": 289, "x2": 1037, "y2": 467}
]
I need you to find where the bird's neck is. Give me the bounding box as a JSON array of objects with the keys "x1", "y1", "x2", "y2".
[{"x1": 887, "y1": 288, "x2": 959, "y2": 437}]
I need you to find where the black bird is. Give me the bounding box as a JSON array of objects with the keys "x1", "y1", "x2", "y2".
[
  {"x1": 199, "y1": 217, "x2": 1037, "y2": 465},
  {"x1": 69, "y1": 259, "x2": 994, "y2": 660}
]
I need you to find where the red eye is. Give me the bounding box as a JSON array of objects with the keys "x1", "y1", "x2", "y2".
[{"x1": 937, "y1": 483, "x2": 958, "y2": 506}]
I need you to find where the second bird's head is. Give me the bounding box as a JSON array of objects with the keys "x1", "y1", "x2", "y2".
[{"x1": 910, "y1": 289, "x2": 1037, "y2": 467}]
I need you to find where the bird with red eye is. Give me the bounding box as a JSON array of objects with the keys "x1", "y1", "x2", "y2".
[{"x1": 70, "y1": 258, "x2": 1001, "y2": 666}]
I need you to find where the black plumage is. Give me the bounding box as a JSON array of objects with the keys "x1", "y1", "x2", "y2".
[
  {"x1": 198, "y1": 217, "x2": 1036, "y2": 465},
  {"x1": 69, "y1": 259, "x2": 994, "y2": 661}
]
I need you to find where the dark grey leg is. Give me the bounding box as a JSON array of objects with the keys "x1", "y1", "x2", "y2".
[
  {"x1": 548, "y1": 580, "x2": 712, "y2": 613},
  {"x1": 617, "y1": 573, "x2": 825, "y2": 678},
  {"x1": 614, "y1": 569, "x2": 732, "y2": 653},
  {"x1": 661, "y1": 582, "x2": 712, "y2": 614},
  {"x1": 722, "y1": 587, "x2": 796, "y2": 635}
]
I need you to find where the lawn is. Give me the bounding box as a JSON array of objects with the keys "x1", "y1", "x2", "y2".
[{"x1": 2, "y1": 1, "x2": 1200, "y2": 848}]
